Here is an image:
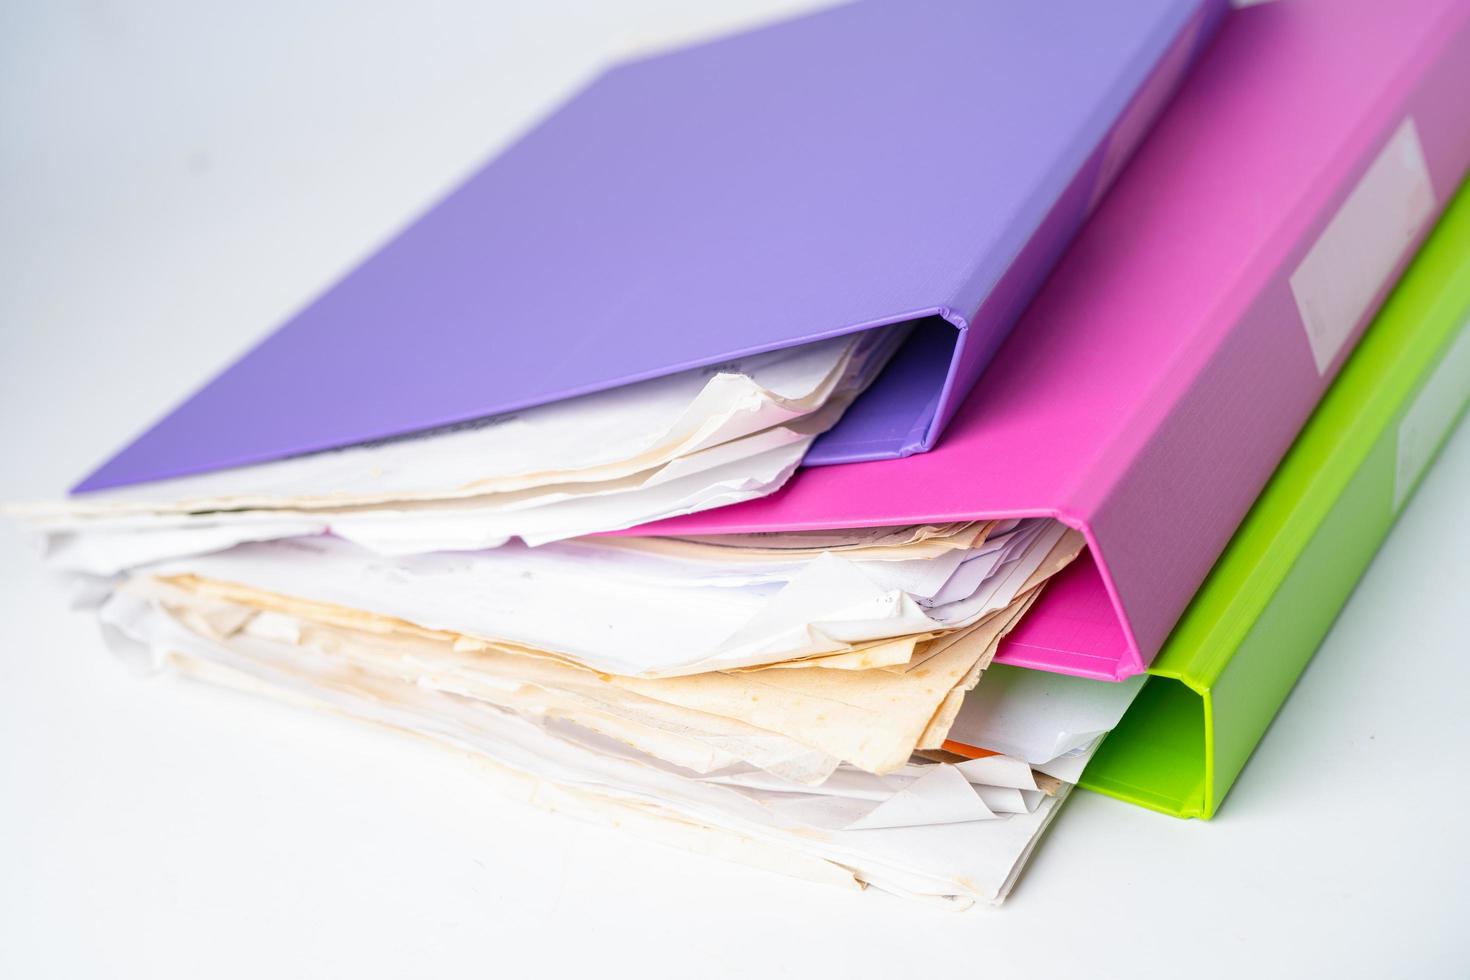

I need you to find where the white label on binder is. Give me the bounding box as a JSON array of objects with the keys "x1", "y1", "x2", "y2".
[
  {"x1": 1395, "y1": 319, "x2": 1470, "y2": 513},
  {"x1": 1291, "y1": 117, "x2": 1434, "y2": 375}
]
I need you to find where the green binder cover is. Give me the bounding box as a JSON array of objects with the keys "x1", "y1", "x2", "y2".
[{"x1": 1080, "y1": 178, "x2": 1470, "y2": 819}]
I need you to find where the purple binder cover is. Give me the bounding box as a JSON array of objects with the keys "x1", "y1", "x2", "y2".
[{"x1": 75, "y1": 0, "x2": 1225, "y2": 493}]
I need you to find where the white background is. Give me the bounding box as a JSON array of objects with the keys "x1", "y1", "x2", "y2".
[{"x1": 2, "y1": 2, "x2": 1468, "y2": 977}]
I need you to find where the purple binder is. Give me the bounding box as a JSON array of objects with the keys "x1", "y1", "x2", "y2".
[{"x1": 76, "y1": 0, "x2": 1227, "y2": 493}]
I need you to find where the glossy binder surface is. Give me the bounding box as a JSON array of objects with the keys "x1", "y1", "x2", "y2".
[
  {"x1": 638, "y1": 0, "x2": 1470, "y2": 681},
  {"x1": 1082, "y1": 177, "x2": 1470, "y2": 818},
  {"x1": 74, "y1": 0, "x2": 1222, "y2": 492}
]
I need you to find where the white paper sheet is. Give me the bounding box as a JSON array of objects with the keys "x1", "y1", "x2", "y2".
[{"x1": 945, "y1": 664, "x2": 1147, "y2": 764}]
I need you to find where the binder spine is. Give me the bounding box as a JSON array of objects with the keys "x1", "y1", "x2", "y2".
[
  {"x1": 1078, "y1": 15, "x2": 1470, "y2": 679},
  {"x1": 1081, "y1": 178, "x2": 1470, "y2": 818}
]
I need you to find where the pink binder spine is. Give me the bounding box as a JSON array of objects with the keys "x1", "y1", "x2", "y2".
[
  {"x1": 618, "y1": 0, "x2": 1470, "y2": 681},
  {"x1": 1002, "y1": 2, "x2": 1470, "y2": 679}
]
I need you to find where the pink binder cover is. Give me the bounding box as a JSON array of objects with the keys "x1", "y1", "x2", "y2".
[{"x1": 616, "y1": 0, "x2": 1470, "y2": 680}]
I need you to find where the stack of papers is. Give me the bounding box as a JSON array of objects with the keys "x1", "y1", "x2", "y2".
[
  {"x1": 19, "y1": 330, "x2": 907, "y2": 569},
  {"x1": 79, "y1": 516, "x2": 1141, "y2": 906},
  {"x1": 8, "y1": 288, "x2": 1164, "y2": 908},
  {"x1": 16, "y1": 341, "x2": 1155, "y2": 906}
]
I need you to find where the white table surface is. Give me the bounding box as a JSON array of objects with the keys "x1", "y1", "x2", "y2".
[{"x1": 3, "y1": 3, "x2": 1467, "y2": 977}]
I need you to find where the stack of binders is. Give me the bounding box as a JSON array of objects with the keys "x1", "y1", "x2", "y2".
[{"x1": 13, "y1": 0, "x2": 1470, "y2": 907}]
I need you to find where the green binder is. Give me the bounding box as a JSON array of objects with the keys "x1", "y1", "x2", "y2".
[{"x1": 1080, "y1": 178, "x2": 1470, "y2": 819}]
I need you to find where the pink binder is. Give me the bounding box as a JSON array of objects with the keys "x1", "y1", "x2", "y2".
[{"x1": 618, "y1": 0, "x2": 1470, "y2": 680}]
